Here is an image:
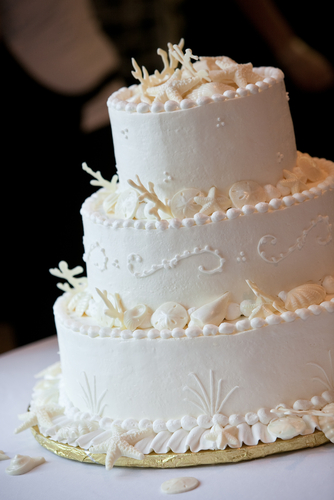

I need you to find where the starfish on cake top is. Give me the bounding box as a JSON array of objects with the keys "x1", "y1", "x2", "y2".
[
  {"x1": 89, "y1": 425, "x2": 152, "y2": 470},
  {"x1": 146, "y1": 69, "x2": 204, "y2": 104},
  {"x1": 277, "y1": 169, "x2": 308, "y2": 195},
  {"x1": 15, "y1": 404, "x2": 64, "y2": 434},
  {"x1": 194, "y1": 187, "x2": 231, "y2": 215},
  {"x1": 214, "y1": 59, "x2": 262, "y2": 88}
]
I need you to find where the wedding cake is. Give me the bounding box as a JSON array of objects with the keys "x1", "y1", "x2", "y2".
[{"x1": 17, "y1": 41, "x2": 334, "y2": 470}]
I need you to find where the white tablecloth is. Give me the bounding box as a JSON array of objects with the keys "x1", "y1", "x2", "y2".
[{"x1": 1, "y1": 336, "x2": 333, "y2": 499}]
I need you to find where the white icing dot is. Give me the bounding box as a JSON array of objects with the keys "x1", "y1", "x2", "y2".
[
  {"x1": 235, "y1": 319, "x2": 251, "y2": 331},
  {"x1": 196, "y1": 96, "x2": 213, "y2": 106},
  {"x1": 250, "y1": 317, "x2": 266, "y2": 329},
  {"x1": 134, "y1": 220, "x2": 145, "y2": 230},
  {"x1": 211, "y1": 211, "x2": 226, "y2": 222},
  {"x1": 320, "y1": 301, "x2": 334, "y2": 313},
  {"x1": 282, "y1": 195, "x2": 296, "y2": 207},
  {"x1": 182, "y1": 218, "x2": 196, "y2": 227},
  {"x1": 137, "y1": 102, "x2": 150, "y2": 113},
  {"x1": 138, "y1": 419, "x2": 153, "y2": 430},
  {"x1": 242, "y1": 205, "x2": 256, "y2": 215},
  {"x1": 203, "y1": 324, "x2": 218, "y2": 336},
  {"x1": 145, "y1": 221, "x2": 157, "y2": 230},
  {"x1": 280, "y1": 311, "x2": 297, "y2": 322},
  {"x1": 125, "y1": 102, "x2": 137, "y2": 113},
  {"x1": 151, "y1": 101, "x2": 164, "y2": 113},
  {"x1": 257, "y1": 408, "x2": 272, "y2": 424},
  {"x1": 197, "y1": 414, "x2": 213, "y2": 428},
  {"x1": 302, "y1": 190, "x2": 315, "y2": 199},
  {"x1": 122, "y1": 418, "x2": 138, "y2": 430},
  {"x1": 246, "y1": 84, "x2": 259, "y2": 94},
  {"x1": 295, "y1": 308, "x2": 312, "y2": 320},
  {"x1": 263, "y1": 77, "x2": 276, "y2": 85},
  {"x1": 172, "y1": 328, "x2": 185, "y2": 338},
  {"x1": 229, "y1": 414, "x2": 245, "y2": 426},
  {"x1": 218, "y1": 323, "x2": 235, "y2": 335},
  {"x1": 181, "y1": 415, "x2": 197, "y2": 431},
  {"x1": 268, "y1": 198, "x2": 282, "y2": 210},
  {"x1": 223, "y1": 90, "x2": 238, "y2": 99},
  {"x1": 309, "y1": 186, "x2": 322, "y2": 196},
  {"x1": 185, "y1": 326, "x2": 202, "y2": 338},
  {"x1": 133, "y1": 330, "x2": 147, "y2": 339},
  {"x1": 311, "y1": 395, "x2": 327, "y2": 409},
  {"x1": 245, "y1": 412, "x2": 259, "y2": 425},
  {"x1": 212, "y1": 93, "x2": 226, "y2": 102},
  {"x1": 255, "y1": 202, "x2": 269, "y2": 213},
  {"x1": 308, "y1": 304, "x2": 322, "y2": 315},
  {"x1": 256, "y1": 81, "x2": 269, "y2": 90},
  {"x1": 99, "y1": 327, "x2": 112, "y2": 338},
  {"x1": 293, "y1": 400, "x2": 313, "y2": 411},
  {"x1": 160, "y1": 329, "x2": 172, "y2": 339},
  {"x1": 164, "y1": 100, "x2": 180, "y2": 112},
  {"x1": 265, "y1": 314, "x2": 282, "y2": 325},
  {"x1": 121, "y1": 330, "x2": 132, "y2": 339},
  {"x1": 110, "y1": 328, "x2": 121, "y2": 338},
  {"x1": 180, "y1": 98, "x2": 196, "y2": 109},
  {"x1": 166, "y1": 419, "x2": 181, "y2": 432},
  {"x1": 225, "y1": 302, "x2": 241, "y2": 321},
  {"x1": 155, "y1": 220, "x2": 169, "y2": 231},
  {"x1": 153, "y1": 419, "x2": 168, "y2": 433},
  {"x1": 194, "y1": 213, "x2": 210, "y2": 225},
  {"x1": 212, "y1": 413, "x2": 229, "y2": 426},
  {"x1": 116, "y1": 100, "x2": 127, "y2": 111},
  {"x1": 79, "y1": 325, "x2": 89, "y2": 335},
  {"x1": 322, "y1": 390, "x2": 334, "y2": 403},
  {"x1": 292, "y1": 192, "x2": 308, "y2": 203},
  {"x1": 99, "y1": 417, "x2": 113, "y2": 430},
  {"x1": 169, "y1": 218, "x2": 182, "y2": 229},
  {"x1": 226, "y1": 208, "x2": 242, "y2": 220},
  {"x1": 236, "y1": 88, "x2": 249, "y2": 97}
]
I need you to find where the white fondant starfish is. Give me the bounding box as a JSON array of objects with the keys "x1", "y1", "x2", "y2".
[
  {"x1": 15, "y1": 404, "x2": 64, "y2": 434},
  {"x1": 277, "y1": 170, "x2": 308, "y2": 195},
  {"x1": 89, "y1": 425, "x2": 152, "y2": 470},
  {"x1": 146, "y1": 69, "x2": 203, "y2": 104},
  {"x1": 205, "y1": 424, "x2": 240, "y2": 449},
  {"x1": 215, "y1": 60, "x2": 262, "y2": 88},
  {"x1": 194, "y1": 187, "x2": 231, "y2": 215}
]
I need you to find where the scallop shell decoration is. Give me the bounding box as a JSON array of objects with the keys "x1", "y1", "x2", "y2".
[
  {"x1": 151, "y1": 302, "x2": 189, "y2": 331},
  {"x1": 190, "y1": 292, "x2": 230, "y2": 327},
  {"x1": 318, "y1": 403, "x2": 334, "y2": 443},
  {"x1": 280, "y1": 284, "x2": 326, "y2": 312},
  {"x1": 170, "y1": 188, "x2": 204, "y2": 219},
  {"x1": 103, "y1": 191, "x2": 119, "y2": 214},
  {"x1": 296, "y1": 152, "x2": 325, "y2": 182},
  {"x1": 123, "y1": 304, "x2": 153, "y2": 330},
  {"x1": 229, "y1": 180, "x2": 266, "y2": 208}
]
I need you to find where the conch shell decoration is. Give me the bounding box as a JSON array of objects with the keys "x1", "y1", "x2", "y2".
[{"x1": 190, "y1": 292, "x2": 230, "y2": 327}]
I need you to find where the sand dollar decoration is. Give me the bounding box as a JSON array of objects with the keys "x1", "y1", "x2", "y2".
[
  {"x1": 161, "y1": 477, "x2": 199, "y2": 494},
  {"x1": 229, "y1": 180, "x2": 266, "y2": 208},
  {"x1": 114, "y1": 189, "x2": 139, "y2": 219},
  {"x1": 268, "y1": 417, "x2": 307, "y2": 440},
  {"x1": 170, "y1": 188, "x2": 204, "y2": 218},
  {"x1": 151, "y1": 302, "x2": 189, "y2": 330}
]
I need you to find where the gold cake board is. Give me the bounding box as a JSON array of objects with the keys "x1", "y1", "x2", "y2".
[{"x1": 31, "y1": 426, "x2": 330, "y2": 468}]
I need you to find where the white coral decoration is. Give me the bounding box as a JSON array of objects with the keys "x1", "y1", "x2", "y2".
[
  {"x1": 82, "y1": 162, "x2": 118, "y2": 192},
  {"x1": 128, "y1": 175, "x2": 171, "y2": 219},
  {"x1": 95, "y1": 288, "x2": 125, "y2": 326},
  {"x1": 49, "y1": 261, "x2": 87, "y2": 293},
  {"x1": 151, "y1": 302, "x2": 189, "y2": 331}
]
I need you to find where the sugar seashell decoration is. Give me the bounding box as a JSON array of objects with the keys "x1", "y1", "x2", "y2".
[
  {"x1": 103, "y1": 191, "x2": 119, "y2": 213},
  {"x1": 6, "y1": 454, "x2": 45, "y2": 475},
  {"x1": 0, "y1": 450, "x2": 10, "y2": 461},
  {"x1": 280, "y1": 284, "x2": 326, "y2": 312},
  {"x1": 296, "y1": 152, "x2": 326, "y2": 182},
  {"x1": 170, "y1": 188, "x2": 204, "y2": 218},
  {"x1": 268, "y1": 416, "x2": 306, "y2": 440},
  {"x1": 190, "y1": 292, "x2": 230, "y2": 327},
  {"x1": 229, "y1": 180, "x2": 266, "y2": 208},
  {"x1": 318, "y1": 403, "x2": 334, "y2": 443},
  {"x1": 161, "y1": 476, "x2": 200, "y2": 494},
  {"x1": 185, "y1": 81, "x2": 234, "y2": 100},
  {"x1": 322, "y1": 275, "x2": 334, "y2": 294},
  {"x1": 123, "y1": 304, "x2": 153, "y2": 330},
  {"x1": 151, "y1": 302, "x2": 189, "y2": 331}
]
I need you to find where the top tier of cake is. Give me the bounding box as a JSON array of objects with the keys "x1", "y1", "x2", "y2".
[{"x1": 107, "y1": 44, "x2": 296, "y2": 201}]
